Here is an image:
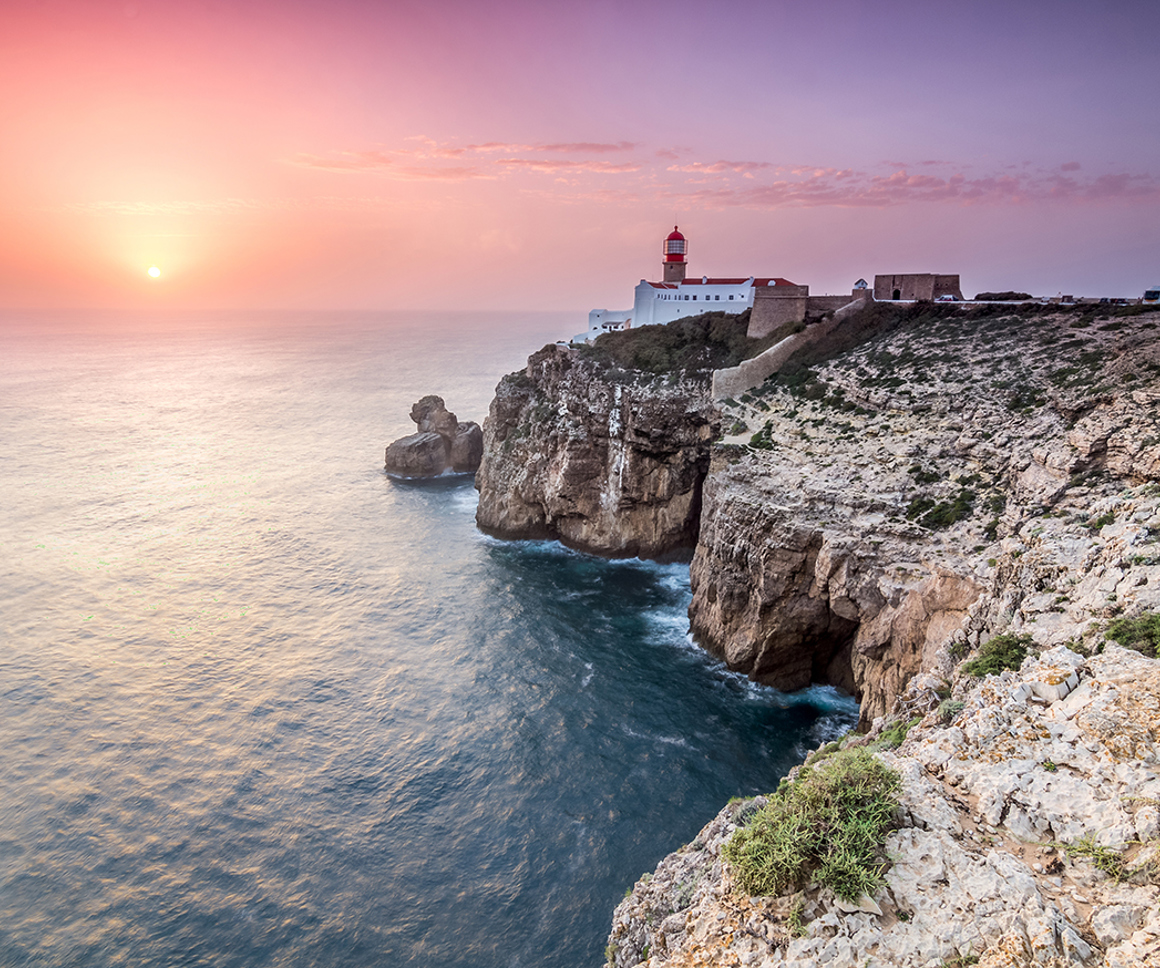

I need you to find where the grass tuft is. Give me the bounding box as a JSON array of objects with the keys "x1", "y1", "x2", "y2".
[
  {"x1": 723, "y1": 748, "x2": 901, "y2": 903},
  {"x1": 1105, "y1": 611, "x2": 1160, "y2": 659},
  {"x1": 960, "y1": 633, "x2": 1033, "y2": 677},
  {"x1": 1060, "y1": 835, "x2": 1129, "y2": 882}
]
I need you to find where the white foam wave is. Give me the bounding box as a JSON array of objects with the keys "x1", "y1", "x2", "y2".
[{"x1": 619, "y1": 724, "x2": 690, "y2": 748}]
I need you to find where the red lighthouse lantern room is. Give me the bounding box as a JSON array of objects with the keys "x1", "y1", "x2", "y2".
[{"x1": 663, "y1": 226, "x2": 688, "y2": 283}]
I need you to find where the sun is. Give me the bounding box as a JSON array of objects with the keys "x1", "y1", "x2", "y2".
[{"x1": 148, "y1": 266, "x2": 161, "y2": 278}]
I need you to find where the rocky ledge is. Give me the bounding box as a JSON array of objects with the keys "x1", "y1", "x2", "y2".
[{"x1": 607, "y1": 645, "x2": 1160, "y2": 968}]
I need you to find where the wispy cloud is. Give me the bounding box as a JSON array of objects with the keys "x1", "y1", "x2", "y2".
[
  {"x1": 290, "y1": 151, "x2": 491, "y2": 180},
  {"x1": 291, "y1": 138, "x2": 642, "y2": 180},
  {"x1": 495, "y1": 158, "x2": 641, "y2": 174},
  {"x1": 666, "y1": 160, "x2": 774, "y2": 177},
  {"x1": 665, "y1": 166, "x2": 1158, "y2": 209},
  {"x1": 468, "y1": 140, "x2": 636, "y2": 153},
  {"x1": 61, "y1": 198, "x2": 264, "y2": 216},
  {"x1": 283, "y1": 139, "x2": 1160, "y2": 212}
]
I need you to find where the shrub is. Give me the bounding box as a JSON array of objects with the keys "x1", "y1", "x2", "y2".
[
  {"x1": 749, "y1": 421, "x2": 775, "y2": 450},
  {"x1": 1088, "y1": 511, "x2": 1116, "y2": 531},
  {"x1": 975, "y1": 291, "x2": 1032, "y2": 301},
  {"x1": 908, "y1": 464, "x2": 941, "y2": 485},
  {"x1": 869, "y1": 717, "x2": 921, "y2": 750},
  {"x1": 961, "y1": 633, "x2": 1033, "y2": 677},
  {"x1": 1105, "y1": 611, "x2": 1160, "y2": 658},
  {"x1": 906, "y1": 488, "x2": 976, "y2": 530},
  {"x1": 937, "y1": 699, "x2": 965, "y2": 724},
  {"x1": 586, "y1": 310, "x2": 767, "y2": 373},
  {"x1": 723, "y1": 749, "x2": 901, "y2": 902}
]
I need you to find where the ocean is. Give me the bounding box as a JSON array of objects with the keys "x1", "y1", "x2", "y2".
[{"x1": 0, "y1": 310, "x2": 857, "y2": 968}]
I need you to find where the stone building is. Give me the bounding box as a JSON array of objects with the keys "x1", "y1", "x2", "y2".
[{"x1": 874, "y1": 273, "x2": 963, "y2": 301}]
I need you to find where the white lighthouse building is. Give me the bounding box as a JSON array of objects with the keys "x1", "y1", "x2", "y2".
[{"x1": 574, "y1": 226, "x2": 794, "y2": 342}]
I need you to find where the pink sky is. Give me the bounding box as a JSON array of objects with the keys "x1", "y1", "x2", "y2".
[{"x1": 2, "y1": 0, "x2": 1158, "y2": 312}]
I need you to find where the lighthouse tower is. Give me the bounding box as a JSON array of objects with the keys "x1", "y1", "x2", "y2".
[{"x1": 663, "y1": 226, "x2": 688, "y2": 283}]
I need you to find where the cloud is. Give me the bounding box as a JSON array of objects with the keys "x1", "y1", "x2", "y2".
[
  {"x1": 494, "y1": 158, "x2": 642, "y2": 174},
  {"x1": 291, "y1": 138, "x2": 640, "y2": 180},
  {"x1": 665, "y1": 165, "x2": 1158, "y2": 209},
  {"x1": 468, "y1": 141, "x2": 636, "y2": 153},
  {"x1": 290, "y1": 151, "x2": 490, "y2": 180},
  {"x1": 61, "y1": 198, "x2": 264, "y2": 216},
  {"x1": 666, "y1": 160, "x2": 774, "y2": 175},
  {"x1": 291, "y1": 139, "x2": 1156, "y2": 210}
]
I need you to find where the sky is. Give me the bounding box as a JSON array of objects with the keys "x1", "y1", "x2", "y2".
[{"x1": 1, "y1": 0, "x2": 1158, "y2": 313}]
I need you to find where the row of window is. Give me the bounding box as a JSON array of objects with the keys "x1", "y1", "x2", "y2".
[{"x1": 656, "y1": 293, "x2": 746, "y2": 301}]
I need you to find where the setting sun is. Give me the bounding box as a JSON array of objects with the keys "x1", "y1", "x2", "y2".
[{"x1": 148, "y1": 266, "x2": 161, "y2": 278}]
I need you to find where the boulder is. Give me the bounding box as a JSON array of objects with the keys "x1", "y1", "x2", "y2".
[
  {"x1": 450, "y1": 421, "x2": 483, "y2": 473},
  {"x1": 385, "y1": 398, "x2": 482, "y2": 477},
  {"x1": 384, "y1": 432, "x2": 449, "y2": 478},
  {"x1": 410, "y1": 395, "x2": 459, "y2": 438}
]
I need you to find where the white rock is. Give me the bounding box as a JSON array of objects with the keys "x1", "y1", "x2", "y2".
[
  {"x1": 1091, "y1": 903, "x2": 1145, "y2": 945},
  {"x1": 834, "y1": 894, "x2": 883, "y2": 916}
]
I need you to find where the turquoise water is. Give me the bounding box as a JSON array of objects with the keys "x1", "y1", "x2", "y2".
[{"x1": 0, "y1": 311, "x2": 857, "y2": 967}]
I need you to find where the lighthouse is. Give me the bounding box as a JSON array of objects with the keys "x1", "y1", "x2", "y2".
[
  {"x1": 576, "y1": 225, "x2": 795, "y2": 342},
  {"x1": 663, "y1": 226, "x2": 688, "y2": 283}
]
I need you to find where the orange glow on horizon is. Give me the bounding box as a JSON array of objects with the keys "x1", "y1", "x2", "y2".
[{"x1": 0, "y1": 1, "x2": 1155, "y2": 313}]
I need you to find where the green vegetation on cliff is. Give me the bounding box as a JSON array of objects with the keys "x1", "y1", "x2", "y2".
[
  {"x1": 1105, "y1": 610, "x2": 1160, "y2": 658},
  {"x1": 579, "y1": 309, "x2": 781, "y2": 374},
  {"x1": 723, "y1": 748, "x2": 901, "y2": 902},
  {"x1": 961, "y1": 633, "x2": 1034, "y2": 677}
]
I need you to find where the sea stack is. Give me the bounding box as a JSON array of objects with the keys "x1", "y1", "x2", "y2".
[{"x1": 385, "y1": 395, "x2": 483, "y2": 478}]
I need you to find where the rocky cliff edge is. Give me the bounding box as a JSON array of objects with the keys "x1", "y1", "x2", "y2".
[
  {"x1": 607, "y1": 644, "x2": 1160, "y2": 968},
  {"x1": 473, "y1": 304, "x2": 1160, "y2": 967},
  {"x1": 475, "y1": 343, "x2": 718, "y2": 558}
]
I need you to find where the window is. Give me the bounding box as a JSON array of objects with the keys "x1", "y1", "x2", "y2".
[
  {"x1": 728, "y1": 295, "x2": 733, "y2": 300},
  {"x1": 714, "y1": 295, "x2": 719, "y2": 300},
  {"x1": 693, "y1": 295, "x2": 697, "y2": 300}
]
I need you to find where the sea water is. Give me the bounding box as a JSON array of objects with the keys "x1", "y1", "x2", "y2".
[{"x1": 0, "y1": 310, "x2": 857, "y2": 968}]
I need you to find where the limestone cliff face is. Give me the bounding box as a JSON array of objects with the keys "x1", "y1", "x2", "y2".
[
  {"x1": 603, "y1": 304, "x2": 1160, "y2": 968},
  {"x1": 690, "y1": 307, "x2": 1160, "y2": 726},
  {"x1": 475, "y1": 344, "x2": 718, "y2": 558},
  {"x1": 688, "y1": 463, "x2": 982, "y2": 726}
]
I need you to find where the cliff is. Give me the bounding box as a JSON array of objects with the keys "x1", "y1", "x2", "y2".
[
  {"x1": 475, "y1": 342, "x2": 720, "y2": 558},
  {"x1": 691, "y1": 304, "x2": 1160, "y2": 727},
  {"x1": 604, "y1": 302, "x2": 1160, "y2": 968},
  {"x1": 607, "y1": 644, "x2": 1160, "y2": 968},
  {"x1": 474, "y1": 302, "x2": 1160, "y2": 967}
]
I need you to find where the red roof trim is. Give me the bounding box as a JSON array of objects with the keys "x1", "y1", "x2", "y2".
[{"x1": 646, "y1": 277, "x2": 795, "y2": 288}]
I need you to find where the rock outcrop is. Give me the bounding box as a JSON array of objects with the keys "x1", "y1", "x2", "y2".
[
  {"x1": 471, "y1": 305, "x2": 1160, "y2": 967},
  {"x1": 691, "y1": 306, "x2": 1160, "y2": 725},
  {"x1": 606, "y1": 645, "x2": 1160, "y2": 968},
  {"x1": 384, "y1": 395, "x2": 483, "y2": 477},
  {"x1": 598, "y1": 304, "x2": 1160, "y2": 968},
  {"x1": 475, "y1": 344, "x2": 719, "y2": 558}
]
